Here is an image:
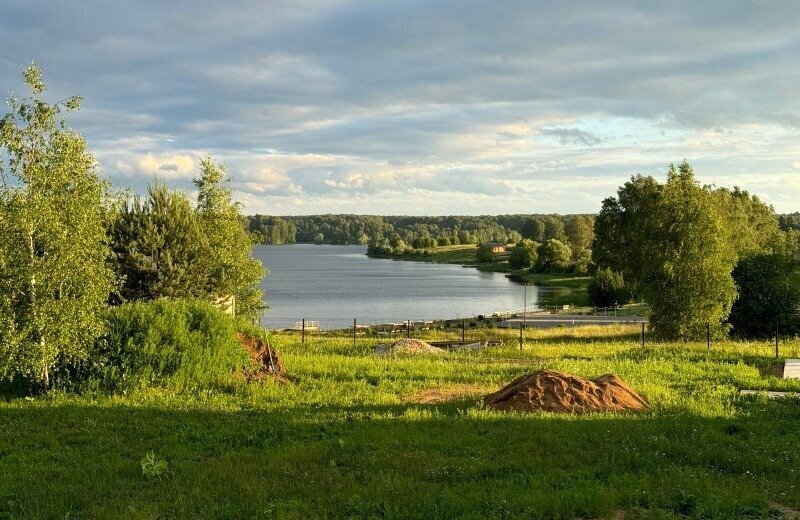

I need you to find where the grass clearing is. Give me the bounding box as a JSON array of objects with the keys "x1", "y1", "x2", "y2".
[
  {"x1": 373, "y1": 244, "x2": 481, "y2": 265},
  {"x1": 2, "y1": 325, "x2": 800, "y2": 518}
]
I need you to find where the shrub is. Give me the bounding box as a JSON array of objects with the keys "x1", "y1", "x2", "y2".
[
  {"x1": 476, "y1": 244, "x2": 495, "y2": 263},
  {"x1": 729, "y1": 253, "x2": 800, "y2": 337},
  {"x1": 587, "y1": 268, "x2": 632, "y2": 308},
  {"x1": 508, "y1": 240, "x2": 538, "y2": 270},
  {"x1": 74, "y1": 299, "x2": 252, "y2": 393}
]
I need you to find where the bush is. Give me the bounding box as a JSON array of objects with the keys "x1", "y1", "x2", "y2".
[
  {"x1": 587, "y1": 268, "x2": 632, "y2": 308},
  {"x1": 729, "y1": 253, "x2": 800, "y2": 337},
  {"x1": 73, "y1": 299, "x2": 252, "y2": 393},
  {"x1": 508, "y1": 240, "x2": 538, "y2": 270},
  {"x1": 476, "y1": 244, "x2": 496, "y2": 263}
]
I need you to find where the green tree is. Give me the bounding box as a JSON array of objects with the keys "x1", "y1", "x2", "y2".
[
  {"x1": 543, "y1": 216, "x2": 565, "y2": 241},
  {"x1": 715, "y1": 187, "x2": 781, "y2": 258},
  {"x1": 592, "y1": 175, "x2": 662, "y2": 294},
  {"x1": 508, "y1": 239, "x2": 538, "y2": 270},
  {"x1": 110, "y1": 183, "x2": 211, "y2": 301},
  {"x1": 534, "y1": 239, "x2": 572, "y2": 272},
  {"x1": 521, "y1": 217, "x2": 545, "y2": 241},
  {"x1": 194, "y1": 157, "x2": 266, "y2": 321},
  {"x1": 640, "y1": 162, "x2": 737, "y2": 339},
  {"x1": 564, "y1": 215, "x2": 594, "y2": 257},
  {"x1": 587, "y1": 268, "x2": 632, "y2": 308},
  {"x1": 728, "y1": 253, "x2": 800, "y2": 338},
  {"x1": 0, "y1": 64, "x2": 114, "y2": 388},
  {"x1": 476, "y1": 244, "x2": 495, "y2": 263}
]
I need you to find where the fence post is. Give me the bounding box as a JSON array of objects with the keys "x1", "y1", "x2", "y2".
[
  {"x1": 641, "y1": 322, "x2": 645, "y2": 348},
  {"x1": 407, "y1": 320, "x2": 411, "y2": 339},
  {"x1": 302, "y1": 318, "x2": 305, "y2": 344},
  {"x1": 353, "y1": 318, "x2": 357, "y2": 348},
  {"x1": 776, "y1": 321, "x2": 780, "y2": 359},
  {"x1": 462, "y1": 319, "x2": 466, "y2": 342}
]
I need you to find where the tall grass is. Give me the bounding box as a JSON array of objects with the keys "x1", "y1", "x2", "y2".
[{"x1": 2, "y1": 323, "x2": 800, "y2": 518}]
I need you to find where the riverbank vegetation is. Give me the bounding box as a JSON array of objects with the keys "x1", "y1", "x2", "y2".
[{"x1": 3, "y1": 326, "x2": 800, "y2": 518}]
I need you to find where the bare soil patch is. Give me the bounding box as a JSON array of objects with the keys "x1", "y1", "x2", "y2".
[
  {"x1": 375, "y1": 338, "x2": 445, "y2": 355},
  {"x1": 236, "y1": 332, "x2": 289, "y2": 382},
  {"x1": 769, "y1": 500, "x2": 799, "y2": 519},
  {"x1": 405, "y1": 384, "x2": 491, "y2": 404},
  {"x1": 485, "y1": 369, "x2": 648, "y2": 413},
  {"x1": 761, "y1": 362, "x2": 786, "y2": 377}
]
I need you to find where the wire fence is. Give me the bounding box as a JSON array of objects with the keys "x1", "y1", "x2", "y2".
[{"x1": 259, "y1": 313, "x2": 797, "y2": 358}]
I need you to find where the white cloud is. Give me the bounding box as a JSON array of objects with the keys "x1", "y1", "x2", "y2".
[
  {"x1": 3, "y1": 1, "x2": 800, "y2": 213},
  {"x1": 135, "y1": 153, "x2": 197, "y2": 179}
]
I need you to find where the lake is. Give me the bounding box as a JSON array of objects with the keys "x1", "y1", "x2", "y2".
[{"x1": 254, "y1": 244, "x2": 539, "y2": 329}]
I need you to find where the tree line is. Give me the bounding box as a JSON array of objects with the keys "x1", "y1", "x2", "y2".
[
  {"x1": 0, "y1": 65, "x2": 263, "y2": 391},
  {"x1": 590, "y1": 162, "x2": 800, "y2": 339},
  {"x1": 249, "y1": 213, "x2": 596, "y2": 253}
]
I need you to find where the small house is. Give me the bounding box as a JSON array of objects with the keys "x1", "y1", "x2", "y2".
[{"x1": 485, "y1": 242, "x2": 507, "y2": 254}]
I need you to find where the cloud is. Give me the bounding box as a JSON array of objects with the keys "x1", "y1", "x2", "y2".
[
  {"x1": 1, "y1": 1, "x2": 800, "y2": 213},
  {"x1": 540, "y1": 127, "x2": 605, "y2": 147},
  {"x1": 134, "y1": 153, "x2": 196, "y2": 179}
]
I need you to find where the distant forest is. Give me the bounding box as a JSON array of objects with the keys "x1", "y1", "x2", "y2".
[
  {"x1": 245, "y1": 214, "x2": 595, "y2": 248},
  {"x1": 248, "y1": 212, "x2": 800, "y2": 247}
]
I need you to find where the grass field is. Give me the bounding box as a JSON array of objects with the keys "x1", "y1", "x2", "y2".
[
  {"x1": 373, "y1": 244, "x2": 482, "y2": 265},
  {"x1": 2, "y1": 325, "x2": 800, "y2": 519}
]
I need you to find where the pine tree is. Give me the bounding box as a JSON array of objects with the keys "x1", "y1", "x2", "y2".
[{"x1": 110, "y1": 183, "x2": 211, "y2": 301}]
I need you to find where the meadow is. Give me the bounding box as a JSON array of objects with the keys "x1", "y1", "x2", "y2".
[{"x1": 2, "y1": 324, "x2": 800, "y2": 519}]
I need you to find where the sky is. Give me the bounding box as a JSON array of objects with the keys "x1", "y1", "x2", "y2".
[{"x1": 1, "y1": 1, "x2": 799, "y2": 215}]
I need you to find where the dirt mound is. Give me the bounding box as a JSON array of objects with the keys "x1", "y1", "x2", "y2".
[
  {"x1": 236, "y1": 332, "x2": 285, "y2": 380},
  {"x1": 374, "y1": 338, "x2": 445, "y2": 355},
  {"x1": 484, "y1": 370, "x2": 648, "y2": 413}
]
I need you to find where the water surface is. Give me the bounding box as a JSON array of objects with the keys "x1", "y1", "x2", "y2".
[{"x1": 255, "y1": 244, "x2": 537, "y2": 329}]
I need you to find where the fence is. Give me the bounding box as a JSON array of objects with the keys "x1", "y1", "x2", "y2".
[
  {"x1": 260, "y1": 313, "x2": 652, "y2": 352},
  {"x1": 259, "y1": 314, "x2": 797, "y2": 358}
]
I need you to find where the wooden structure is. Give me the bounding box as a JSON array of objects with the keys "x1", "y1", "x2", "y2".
[
  {"x1": 294, "y1": 320, "x2": 319, "y2": 331},
  {"x1": 784, "y1": 359, "x2": 800, "y2": 379},
  {"x1": 484, "y1": 242, "x2": 507, "y2": 254}
]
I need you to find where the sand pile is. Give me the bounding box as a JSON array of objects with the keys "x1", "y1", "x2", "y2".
[
  {"x1": 484, "y1": 370, "x2": 648, "y2": 413},
  {"x1": 374, "y1": 338, "x2": 445, "y2": 355},
  {"x1": 236, "y1": 332, "x2": 285, "y2": 379}
]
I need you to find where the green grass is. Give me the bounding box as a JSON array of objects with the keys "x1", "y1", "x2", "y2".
[
  {"x1": 374, "y1": 244, "x2": 481, "y2": 264},
  {"x1": 513, "y1": 271, "x2": 592, "y2": 307},
  {"x1": 3, "y1": 325, "x2": 800, "y2": 518}
]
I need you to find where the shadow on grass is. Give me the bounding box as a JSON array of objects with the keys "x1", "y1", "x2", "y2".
[{"x1": 1, "y1": 397, "x2": 798, "y2": 519}]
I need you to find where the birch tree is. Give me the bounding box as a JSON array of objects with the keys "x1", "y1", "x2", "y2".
[{"x1": 0, "y1": 64, "x2": 113, "y2": 388}]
